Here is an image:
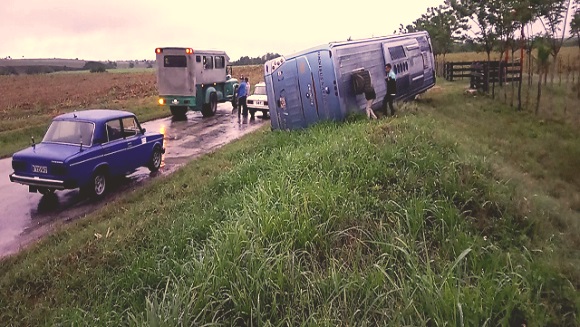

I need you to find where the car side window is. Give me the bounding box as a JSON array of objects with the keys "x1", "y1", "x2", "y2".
[
  {"x1": 106, "y1": 119, "x2": 123, "y2": 142},
  {"x1": 121, "y1": 117, "x2": 140, "y2": 138}
]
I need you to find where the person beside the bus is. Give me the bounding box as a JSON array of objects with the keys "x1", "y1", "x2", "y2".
[
  {"x1": 383, "y1": 63, "x2": 397, "y2": 116},
  {"x1": 364, "y1": 74, "x2": 378, "y2": 120}
]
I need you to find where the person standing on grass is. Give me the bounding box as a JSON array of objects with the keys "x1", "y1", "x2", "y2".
[
  {"x1": 383, "y1": 63, "x2": 397, "y2": 116},
  {"x1": 364, "y1": 73, "x2": 378, "y2": 119},
  {"x1": 236, "y1": 77, "x2": 248, "y2": 118}
]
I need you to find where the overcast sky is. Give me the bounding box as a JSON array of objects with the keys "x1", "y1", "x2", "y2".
[{"x1": 0, "y1": 0, "x2": 446, "y2": 61}]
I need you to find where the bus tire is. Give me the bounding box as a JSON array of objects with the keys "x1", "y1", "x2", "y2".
[
  {"x1": 170, "y1": 106, "x2": 187, "y2": 120},
  {"x1": 202, "y1": 92, "x2": 218, "y2": 117}
]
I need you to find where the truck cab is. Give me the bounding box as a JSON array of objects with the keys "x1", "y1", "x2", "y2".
[{"x1": 155, "y1": 48, "x2": 239, "y2": 119}]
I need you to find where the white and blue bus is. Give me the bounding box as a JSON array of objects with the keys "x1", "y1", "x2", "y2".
[{"x1": 264, "y1": 31, "x2": 436, "y2": 130}]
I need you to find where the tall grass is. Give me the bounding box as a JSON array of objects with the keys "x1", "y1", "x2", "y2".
[{"x1": 1, "y1": 96, "x2": 578, "y2": 325}]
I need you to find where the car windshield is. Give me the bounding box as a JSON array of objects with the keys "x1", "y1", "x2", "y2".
[
  {"x1": 254, "y1": 85, "x2": 266, "y2": 95},
  {"x1": 43, "y1": 120, "x2": 94, "y2": 146}
]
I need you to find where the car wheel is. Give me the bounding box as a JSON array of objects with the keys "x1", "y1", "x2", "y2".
[
  {"x1": 148, "y1": 146, "x2": 163, "y2": 172},
  {"x1": 262, "y1": 110, "x2": 270, "y2": 118},
  {"x1": 38, "y1": 188, "x2": 55, "y2": 195},
  {"x1": 202, "y1": 92, "x2": 218, "y2": 118},
  {"x1": 86, "y1": 170, "x2": 107, "y2": 198},
  {"x1": 170, "y1": 106, "x2": 187, "y2": 121}
]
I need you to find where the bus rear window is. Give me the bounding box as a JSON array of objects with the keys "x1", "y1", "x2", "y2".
[{"x1": 164, "y1": 55, "x2": 187, "y2": 68}]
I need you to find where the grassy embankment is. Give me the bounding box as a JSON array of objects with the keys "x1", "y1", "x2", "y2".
[{"x1": 1, "y1": 80, "x2": 578, "y2": 325}]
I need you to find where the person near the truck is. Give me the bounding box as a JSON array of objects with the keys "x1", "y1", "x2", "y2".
[
  {"x1": 236, "y1": 78, "x2": 248, "y2": 117},
  {"x1": 383, "y1": 63, "x2": 397, "y2": 116}
]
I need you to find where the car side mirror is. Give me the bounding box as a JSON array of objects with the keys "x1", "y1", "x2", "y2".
[{"x1": 141, "y1": 128, "x2": 146, "y2": 134}]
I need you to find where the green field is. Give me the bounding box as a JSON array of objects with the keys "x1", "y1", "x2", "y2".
[{"x1": 1, "y1": 81, "x2": 578, "y2": 326}]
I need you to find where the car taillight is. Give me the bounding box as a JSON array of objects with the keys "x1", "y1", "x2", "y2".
[
  {"x1": 264, "y1": 101, "x2": 268, "y2": 106},
  {"x1": 247, "y1": 100, "x2": 254, "y2": 104},
  {"x1": 12, "y1": 160, "x2": 25, "y2": 171},
  {"x1": 50, "y1": 162, "x2": 67, "y2": 176}
]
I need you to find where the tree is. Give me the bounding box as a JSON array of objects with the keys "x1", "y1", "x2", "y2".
[
  {"x1": 570, "y1": 1, "x2": 580, "y2": 48},
  {"x1": 535, "y1": 42, "x2": 550, "y2": 114},
  {"x1": 538, "y1": 0, "x2": 572, "y2": 82},
  {"x1": 448, "y1": 0, "x2": 499, "y2": 62},
  {"x1": 400, "y1": 4, "x2": 467, "y2": 58}
]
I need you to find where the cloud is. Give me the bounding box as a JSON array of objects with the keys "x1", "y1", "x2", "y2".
[{"x1": 0, "y1": 0, "x2": 446, "y2": 61}]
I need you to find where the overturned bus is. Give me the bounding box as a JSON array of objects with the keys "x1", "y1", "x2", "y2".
[{"x1": 263, "y1": 31, "x2": 436, "y2": 130}]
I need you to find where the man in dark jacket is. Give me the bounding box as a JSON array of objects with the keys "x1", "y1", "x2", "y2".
[{"x1": 383, "y1": 63, "x2": 397, "y2": 116}]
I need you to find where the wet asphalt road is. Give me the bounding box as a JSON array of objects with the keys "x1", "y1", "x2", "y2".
[{"x1": 0, "y1": 104, "x2": 267, "y2": 258}]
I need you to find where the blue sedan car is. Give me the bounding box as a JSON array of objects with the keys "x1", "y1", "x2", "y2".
[{"x1": 9, "y1": 110, "x2": 165, "y2": 197}]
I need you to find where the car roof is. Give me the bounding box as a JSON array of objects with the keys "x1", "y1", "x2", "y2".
[
  {"x1": 54, "y1": 109, "x2": 135, "y2": 123},
  {"x1": 255, "y1": 82, "x2": 265, "y2": 86}
]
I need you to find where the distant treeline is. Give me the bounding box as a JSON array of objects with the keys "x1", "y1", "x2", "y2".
[
  {"x1": 231, "y1": 53, "x2": 281, "y2": 66},
  {"x1": 0, "y1": 60, "x2": 154, "y2": 75}
]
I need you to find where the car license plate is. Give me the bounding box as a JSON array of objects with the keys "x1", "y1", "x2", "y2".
[
  {"x1": 32, "y1": 165, "x2": 48, "y2": 174},
  {"x1": 256, "y1": 101, "x2": 262, "y2": 106}
]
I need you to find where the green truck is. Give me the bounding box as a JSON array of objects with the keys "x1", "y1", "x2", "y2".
[{"x1": 155, "y1": 48, "x2": 239, "y2": 119}]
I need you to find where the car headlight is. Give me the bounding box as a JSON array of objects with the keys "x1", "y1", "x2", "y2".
[
  {"x1": 50, "y1": 162, "x2": 67, "y2": 176},
  {"x1": 12, "y1": 160, "x2": 26, "y2": 172}
]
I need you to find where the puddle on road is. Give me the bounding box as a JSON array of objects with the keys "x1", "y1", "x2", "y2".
[{"x1": 0, "y1": 105, "x2": 267, "y2": 258}]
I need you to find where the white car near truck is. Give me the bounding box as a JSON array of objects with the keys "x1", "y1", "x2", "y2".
[{"x1": 246, "y1": 82, "x2": 269, "y2": 118}]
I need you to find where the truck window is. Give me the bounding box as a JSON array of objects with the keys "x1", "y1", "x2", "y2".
[
  {"x1": 164, "y1": 55, "x2": 187, "y2": 68},
  {"x1": 203, "y1": 56, "x2": 214, "y2": 69},
  {"x1": 215, "y1": 56, "x2": 225, "y2": 69}
]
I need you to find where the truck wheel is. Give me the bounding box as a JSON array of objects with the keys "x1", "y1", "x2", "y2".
[
  {"x1": 148, "y1": 146, "x2": 163, "y2": 172},
  {"x1": 232, "y1": 87, "x2": 239, "y2": 108},
  {"x1": 170, "y1": 106, "x2": 187, "y2": 120},
  {"x1": 202, "y1": 93, "x2": 218, "y2": 117}
]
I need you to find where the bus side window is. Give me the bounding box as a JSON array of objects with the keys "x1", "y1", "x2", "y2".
[{"x1": 204, "y1": 56, "x2": 214, "y2": 69}]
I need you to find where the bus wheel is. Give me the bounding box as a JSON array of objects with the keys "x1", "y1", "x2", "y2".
[
  {"x1": 170, "y1": 106, "x2": 187, "y2": 120},
  {"x1": 202, "y1": 93, "x2": 218, "y2": 118}
]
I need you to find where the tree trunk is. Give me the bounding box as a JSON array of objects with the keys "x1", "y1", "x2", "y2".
[
  {"x1": 518, "y1": 59, "x2": 523, "y2": 111},
  {"x1": 536, "y1": 71, "x2": 542, "y2": 115}
]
